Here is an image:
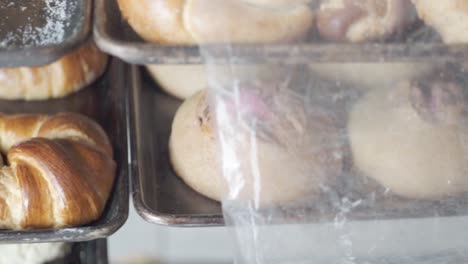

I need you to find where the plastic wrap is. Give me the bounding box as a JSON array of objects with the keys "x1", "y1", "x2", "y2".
[{"x1": 188, "y1": 1, "x2": 468, "y2": 263}]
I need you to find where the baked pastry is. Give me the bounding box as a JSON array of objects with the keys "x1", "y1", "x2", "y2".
[
  {"x1": 349, "y1": 73, "x2": 468, "y2": 199},
  {"x1": 169, "y1": 88, "x2": 343, "y2": 206},
  {"x1": 317, "y1": 0, "x2": 417, "y2": 42},
  {"x1": 308, "y1": 62, "x2": 436, "y2": 90},
  {"x1": 0, "y1": 41, "x2": 108, "y2": 101},
  {"x1": 146, "y1": 65, "x2": 207, "y2": 100},
  {"x1": 145, "y1": 64, "x2": 294, "y2": 100},
  {"x1": 0, "y1": 113, "x2": 115, "y2": 229},
  {"x1": 0, "y1": 243, "x2": 69, "y2": 264},
  {"x1": 411, "y1": 0, "x2": 468, "y2": 43},
  {"x1": 117, "y1": 0, "x2": 313, "y2": 44}
]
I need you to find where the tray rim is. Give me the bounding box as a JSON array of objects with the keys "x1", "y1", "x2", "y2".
[
  {"x1": 0, "y1": 59, "x2": 130, "y2": 243},
  {"x1": 129, "y1": 65, "x2": 225, "y2": 227},
  {"x1": 0, "y1": 0, "x2": 92, "y2": 68},
  {"x1": 94, "y1": 0, "x2": 468, "y2": 65}
]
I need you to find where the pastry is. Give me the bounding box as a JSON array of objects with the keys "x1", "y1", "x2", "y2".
[
  {"x1": 349, "y1": 73, "x2": 468, "y2": 199},
  {"x1": 169, "y1": 87, "x2": 343, "y2": 206},
  {"x1": 146, "y1": 65, "x2": 207, "y2": 100},
  {"x1": 146, "y1": 64, "x2": 298, "y2": 100},
  {"x1": 0, "y1": 113, "x2": 115, "y2": 229},
  {"x1": 0, "y1": 41, "x2": 108, "y2": 101},
  {"x1": 117, "y1": 0, "x2": 313, "y2": 44},
  {"x1": 411, "y1": 0, "x2": 468, "y2": 43},
  {"x1": 317, "y1": 0, "x2": 417, "y2": 42}
]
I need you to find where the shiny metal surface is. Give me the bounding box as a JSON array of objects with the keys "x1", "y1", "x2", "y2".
[
  {"x1": 130, "y1": 66, "x2": 224, "y2": 227},
  {"x1": 0, "y1": 0, "x2": 91, "y2": 67},
  {"x1": 0, "y1": 59, "x2": 130, "y2": 242},
  {"x1": 94, "y1": 0, "x2": 468, "y2": 64}
]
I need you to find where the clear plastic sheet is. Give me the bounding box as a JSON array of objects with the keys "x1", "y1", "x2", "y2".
[{"x1": 191, "y1": 0, "x2": 468, "y2": 263}]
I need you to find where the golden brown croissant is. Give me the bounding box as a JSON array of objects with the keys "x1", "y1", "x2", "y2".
[
  {"x1": 0, "y1": 41, "x2": 108, "y2": 101},
  {"x1": 0, "y1": 113, "x2": 115, "y2": 230}
]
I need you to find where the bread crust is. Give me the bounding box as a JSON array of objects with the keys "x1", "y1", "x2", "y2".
[
  {"x1": 117, "y1": 0, "x2": 314, "y2": 44},
  {"x1": 0, "y1": 113, "x2": 115, "y2": 229},
  {"x1": 169, "y1": 90, "x2": 343, "y2": 206},
  {"x1": 0, "y1": 41, "x2": 108, "y2": 101}
]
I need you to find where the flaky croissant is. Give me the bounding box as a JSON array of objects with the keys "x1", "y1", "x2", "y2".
[{"x1": 0, "y1": 113, "x2": 115, "y2": 230}]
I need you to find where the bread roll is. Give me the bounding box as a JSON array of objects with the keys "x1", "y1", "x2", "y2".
[
  {"x1": 146, "y1": 65, "x2": 207, "y2": 100},
  {"x1": 146, "y1": 64, "x2": 300, "y2": 100},
  {"x1": 317, "y1": 0, "x2": 417, "y2": 42},
  {"x1": 0, "y1": 41, "x2": 108, "y2": 100},
  {"x1": 117, "y1": 0, "x2": 313, "y2": 44},
  {"x1": 411, "y1": 0, "x2": 468, "y2": 43},
  {"x1": 170, "y1": 89, "x2": 343, "y2": 206},
  {"x1": 349, "y1": 77, "x2": 468, "y2": 199},
  {"x1": 0, "y1": 113, "x2": 115, "y2": 229},
  {"x1": 308, "y1": 63, "x2": 436, "y2": 90}
]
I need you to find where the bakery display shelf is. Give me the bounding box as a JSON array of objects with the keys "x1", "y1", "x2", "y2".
[
  {"x1": 0, "y1": 58, "x2": 129, "y2": 243},
  {"x1": 94, "y1": 0, "x2": 468, "y2": 65},
  {"x1": 130, "y1": 65, "x2": 468, "y2": 227},
  {"x1": 55, "y1": 239, "x2": 108, "y2": 264},
  {"x1": 0, "y1": 0, "x2": 91, "y2": 67}
]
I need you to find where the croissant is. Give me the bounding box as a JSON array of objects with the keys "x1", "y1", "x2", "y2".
[
  {"x1": 0, "y1": 41, "x2": 108, "y2": 101},
  {"x1": 0, "y1": 113, "x2": 115, "y2": 230}
]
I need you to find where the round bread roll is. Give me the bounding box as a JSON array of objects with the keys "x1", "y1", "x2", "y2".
[
  {"x1": 349, "y1": 76, "x2": 468, "y2": 199},
  {"x1": 317, "y1": 0, "x2": 417, "y2": 42},
  {"x1": 146, "y1": 65, "x2": 207, "y2": 100},
  {"x1": 117, "y1": 0, "x2": 313, "y2": 44},
  {"x1": 0, "y1": 41, "x2": 108, "y2": 101},
  {"x1": 308, "y1": 62, "x2": 436, "y2": 90},
  {"x1": 146, "y1": 64, "x2": 302, "y2": 100},
  {"x1": 243, "y1": 0, "x2": 311, "y2": 6},
  {"x1": 411, "y1": 0, "x2": 468, "y2": 43},
  {"x1": 170, "y1": 89, "x2": 343, "y2": 206}
]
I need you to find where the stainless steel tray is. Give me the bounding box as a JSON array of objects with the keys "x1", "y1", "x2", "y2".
[
  {"x1": 0, "y1": 58, "x2": 130, "y2": 242},
  {"x1": 130, "y1": 66, "x2": 224, "y2": 227},
  {"x1": 0, "y1": 0, "x2": 91, "y2": 67},
  {"x1": 131, "y1": 65, "x2": 468, "y2": 226},
  {"x1": 94, "y1": 0, "x2": 468, "y2": 64}
]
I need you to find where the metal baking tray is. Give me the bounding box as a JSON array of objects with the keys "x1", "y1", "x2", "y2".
[
  {"x1": 94, "y1": 0, "x2": 468, "y2": 64},
  {"x1": 130, "y1": 66, "x2": 224, "y2": 227},
  {"x1": 53, "y1": 239, "x2": 108, "y2": 264},
  {"x1": 0, "y1": 0, "x2": 91, "y2": 67},
  {"x1": 131, "y1": 65, "x2": 468, "y2": 226},
  {"x1": 0, "y1": 58, "x2": 130, "y2": 242}
]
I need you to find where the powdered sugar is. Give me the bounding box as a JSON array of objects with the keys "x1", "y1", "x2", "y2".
[{"x1": 0, "y1": 0, "x2": 78, "y2": 48}]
